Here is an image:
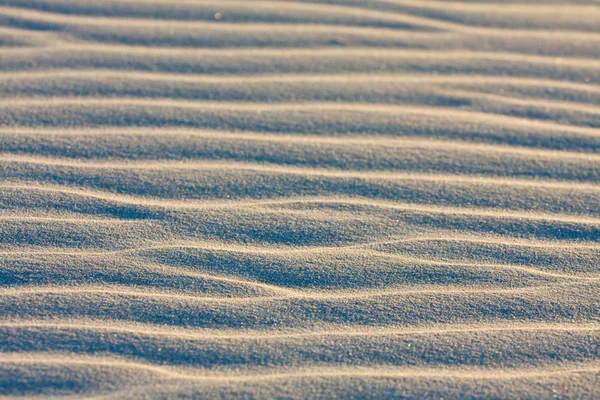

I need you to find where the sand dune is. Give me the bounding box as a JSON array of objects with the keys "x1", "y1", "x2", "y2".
[{"x1": 0, "y1": 0, "x2": 599, "y2": 398}]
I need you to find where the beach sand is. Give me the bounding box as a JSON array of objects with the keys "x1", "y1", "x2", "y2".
[{"x1": 1, "y1": 0, "x2": 599, "y2": 398}]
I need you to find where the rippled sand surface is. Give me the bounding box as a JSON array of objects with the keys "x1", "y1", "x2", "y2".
[{"x1": 1, "y1": 0, "x2": 599, "y2": 398}]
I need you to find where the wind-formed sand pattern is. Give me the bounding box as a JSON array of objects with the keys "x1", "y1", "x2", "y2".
[{"x1": 0, "y1": 0, "x2": 599, "y2": 398}]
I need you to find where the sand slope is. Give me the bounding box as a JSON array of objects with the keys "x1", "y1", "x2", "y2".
[{"x1": 0, "y1": 0, "x2": 599, "y2": 398}]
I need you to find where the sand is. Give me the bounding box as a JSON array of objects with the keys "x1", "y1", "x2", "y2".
[{"x1": 1, "y1": 0, "x2": 599, "y2": 398}]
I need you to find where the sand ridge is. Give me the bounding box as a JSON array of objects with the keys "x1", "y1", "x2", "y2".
[{"x1": 0, "y1": 0, "x2": 599, "y2": 398}]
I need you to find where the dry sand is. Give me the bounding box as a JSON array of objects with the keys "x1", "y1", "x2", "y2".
[{"x1": 0, "y1": 0, "x2": 599, "y2": 398}]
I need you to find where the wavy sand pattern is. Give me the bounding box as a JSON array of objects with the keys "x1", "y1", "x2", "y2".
[{"x1": 0, "y1": 0, "x2": 599, "y2": 398}]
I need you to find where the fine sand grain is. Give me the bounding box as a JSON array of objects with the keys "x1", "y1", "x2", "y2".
[{"x1": 0, "y1": 0, "x2": 599, "y2": 398}]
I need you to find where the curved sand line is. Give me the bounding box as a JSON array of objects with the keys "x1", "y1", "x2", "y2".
[
  {"x1": 442, "y1": 89, "x2": 600, "y2": 115},
  {"x1": 3, "y1": 353, "x2": 600, "y2": 382},
  {"x1": 3, "y1": 183, "x2": 600, "y2": 225},
  {"x1": 19, "y1": 0, "x2": 598, "y2": 17},
  {"x1": 8, "y1": 0, "x2": 600, "y2": 34},
  {"x1": 1, "y1": 71, "x2": 598, "y2": 93},
  {"x1": 3, "y1": 155, "x2": 600, "y2": 192},
  {"x1": 4, "y1": 232, "x2": 599, "y2": 255},
  {"x1": 0, "y1": 2, "x2": 463, "y2": 33},
  {"x1": 0, "y1": 257, "x2": 300, "y2": 296},
  {"x1": 2, "y1": 242, "x2": 598, "y2": 281},
  {"x1": 3, "y1": 98, "x2": 598, "y2": 137},
  {"x1": 4, "y1": 45, "x2": 600, "y2": 68},
  {"x1": 0, "y1": 281, "x2": 594, "y2": 303},
  {"x1": 2, "y1": 5, "x2": 598, "y2": 40},
  {"x1": 376, "y1": 0, "x2": 600, "y2": 14},
  {"x1": 3, "y1": 128, "x2": 600, "y2": 162},
  {"x1": 3, "y1": 319, "x2": 600, "y2": 341},
  {"x1": 0, "y1": 215, "x2": 138, "y2": 224},
  {"x1": 0, "y1": 5, "x2": 444, "y2": 31}
]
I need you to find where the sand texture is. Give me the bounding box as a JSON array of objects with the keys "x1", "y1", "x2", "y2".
[{"x1": 1, "y1": 0, "x2": 600, "y2": 398}]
